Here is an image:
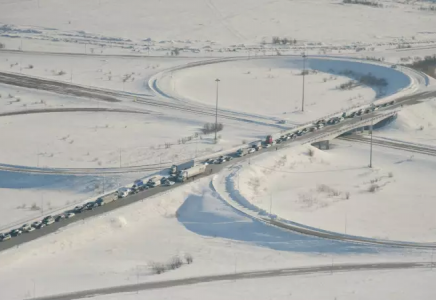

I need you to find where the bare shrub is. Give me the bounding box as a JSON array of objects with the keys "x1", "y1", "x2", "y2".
[
  {"x1": 202, "y1": 123, "x2": 224, "y2": 134},
  {"x1": 167, "y1": 256, "x2": 183, "y2": 270},
  {"x1": 150, "y1": 262, "x2": 166, "y2": 274},
  {"x1": 0, "y1": 42, "x2": 5, "y2": 49},
  {"x1": 419, "y1": 125, "x2": 424, "y2": 131},
  {"x1": 242, "y1": 139, "x2": 247, "y2": 144},
  {"x1": 57, "y1": 70, "x2": 66, "y2": 76},
  {"x1": 368, "y1": 184, "x2": 379, "y2": 193},
  {"x1": 185, "y1": 253, "x2": 193, "y2": 264},
  {"x1": 388, "y1": 172, "x2": 394, "y2": 178},
  {"x1": 30, "y1": 203, "x2": 41, "y2": 211},
  {"x1": 308, "y1": 148, "x2": 315, "y2": 157},
  {"x1": 345, "y1": 192, "x2": 350, "y2": 200},
  {"x1": 27, "y1": 64, "x2": 34, "y2": 69}
]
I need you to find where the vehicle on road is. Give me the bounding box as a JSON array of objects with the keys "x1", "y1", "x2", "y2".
[
  {"x1": 117, "y1": 187, "x2": 132, "y2": 198},
  {"x1": 42, "y1": 216, "x2": 55, "y2": 225},
  {"x1": 21, "y1": 224, "x2": 35, "y2": 233},
  {"x1": 177, "y1": 164, "x2": 207, "y2": 182},
  {"x1": 163, "y1": 179, "x2": 175, "y2": 186},
  {"x1": 132, "y1": 179, "x2": 146, "y2": 190},
  {"x1": 85, "y1": 201, "x2": 98, "y2": 210},
  {"x1": 10, "y1": 229, "x2": 23, "y2": 237},
  {"x1": 170, "y1": 160, "x2": 195, "y2": 176},
  {"x1": 389, "y1": 100, "x2": 395, "y2": 105},
  {"x1": 248, "y1": 148, "x2": 256, "y2": 154},
  {"x1": 65, "y1": 212, "x2": 75, "y2": 218},
  {"x1": 236, "y1": 148, "x2": 249, "y2": 157},
  {"x1": 31, "y1": 221, "x2": 45, "y2": 229},
  {"x1": 55, "y1": 214, "x2": 66, "y2": 222},
  {"x1": 0, "y1": 233, "x2": 11, "y2": 242},
  {"x1": 147, "y1": 176, "x2": 163, "y2": 188},
  {"x1": 203, "y1": 158, "x2": 215, "y2": 165},
  {"x1": 96, "y1": 192, "x2": 118, "y2": 206}
]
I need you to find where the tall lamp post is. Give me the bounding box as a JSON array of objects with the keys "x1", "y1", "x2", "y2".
[
  {"x1": 301, "y1": 53, "x2": 307, "y2": 112},
  {"x1": 215, "y1": 78, "x2": 220, "y2": 141},
  {"x1": 369, "y1": 118, "x2": 373, "y2": 168}
]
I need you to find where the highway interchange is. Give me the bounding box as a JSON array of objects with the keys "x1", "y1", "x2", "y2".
[{"x1": 0, "y1": 54, "x2": 436, "y2": 299}]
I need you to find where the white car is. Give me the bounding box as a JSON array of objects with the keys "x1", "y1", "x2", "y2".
[
  {"x1": 66, "y1": 212, "x2": 75, "y2": 218},
  {"x1": 21, "y1": 224, "x2": 35, "y2": 233},
  {"x1": 163, "y1": 180, "x2": 175, "y2": 186},
  {"x1": 31, "y1": 221, "x2": 45, "y2": 229},
  {"x1": 0, "y1": 233, "x2": 11, "y2": 242},
  {"x1": 248, "y1": 148, "x2": 256, "y2": 154}
]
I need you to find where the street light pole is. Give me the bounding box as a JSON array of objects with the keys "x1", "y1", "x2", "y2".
[
  {"x1": 369, "y1": 118, "x2": 373, "y2": 168},
  {"x1": 301, "y1": 53, "x2": 307, "y2": 112},
  {"x1": 215, "y1": 78, "x2": 220, "y2": 141}
]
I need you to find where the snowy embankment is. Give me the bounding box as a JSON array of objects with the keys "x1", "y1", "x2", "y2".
[
  {"x1": 214, "y1": 140, "x2": 436, "y2": 243},
  {"x1": 376, "y1": 98, "x2": 436, "y2": 148}
]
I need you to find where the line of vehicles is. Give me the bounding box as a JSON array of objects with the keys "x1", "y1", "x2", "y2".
[{"x1": 0, "y1": 100, "x2": 396, "y2": 243}]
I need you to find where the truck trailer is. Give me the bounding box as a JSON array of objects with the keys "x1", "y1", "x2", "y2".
[
  {"x1": 170, "y1": 159, "x2": 196, "y2": 175},
  {"x1": 96, "y1": 192, "x2": 118, "y2": 206},
  {"x1": 177, "y1": 165, "x2": 207, "y2": 182}
]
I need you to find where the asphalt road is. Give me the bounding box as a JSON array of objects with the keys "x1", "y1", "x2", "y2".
[{"x1": 33, "y1": 261, "x2": 433, "y2": 300}]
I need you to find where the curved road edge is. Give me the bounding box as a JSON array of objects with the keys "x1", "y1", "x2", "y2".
[
  {"x1": 32, "y1": 261, "x2": 433, "y2": 300},
  {"x1": 211, "y1": 168, "x2": 436, "y2": 249}
]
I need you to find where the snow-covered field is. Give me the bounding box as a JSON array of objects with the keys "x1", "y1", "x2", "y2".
[
  {"x1": 1, "y1": 0, "x2": 436, "y2": 299},
  {"x1": 92, "y1": 269, "x2": 436, "y2": 300},
  {"x1": 226, "y1": 140, "x2": 436, "y2": 242},
  {"x1": 0, "y1": 175, "x2": 428, "y2": 300}
]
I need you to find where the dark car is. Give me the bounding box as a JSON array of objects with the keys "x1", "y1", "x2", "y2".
[
  {"x1": 10, "y1": 229, "x2": 22, "y2": 237},
  {"x1": 55, "y1": 214, "x2": 66, "y2": 222}
]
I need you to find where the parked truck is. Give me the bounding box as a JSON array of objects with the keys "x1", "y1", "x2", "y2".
[
  {"x1": 170, "y1": 160, "x2": 195, "y2": 176},
  {"x1": 177, "y1": 165, "x2": 207, "y2": 182},
  {"x1": 96, "y1": 192, "x2": 118, "y2": 206}
]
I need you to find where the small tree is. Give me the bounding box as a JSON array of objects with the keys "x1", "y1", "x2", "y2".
[
  {"x1": 0, "y1": 42, "x2": 4, "y2": 49},
  {"x1": 185, "y1": 253, "x2": 193, "y2": 264}
]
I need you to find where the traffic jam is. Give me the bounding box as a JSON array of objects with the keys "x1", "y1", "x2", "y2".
[{"x1": 0, "y1": 101, "x2": 395, "y2": 243}]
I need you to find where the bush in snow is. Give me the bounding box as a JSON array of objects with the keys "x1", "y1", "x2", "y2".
[
  {"x1": 0, "y1": 42, "x2": 4, "y2": 49},
  {"x1": 368, "y1": 184, "x2": 379, "y2": 193},
  {"x1": 150, "y1": 262, "x2": 166, "y2": 274},
  {"x1": 167, "y1": 256, "x2": 183, "y2": 270},
  {"x1": 202, "y1": 122, "x2": 224, "y2": 134},
  {"x1": 308, "y1": 148, "x2": 315, "y2": 157},
  {"x1": 343, "y1": 0, "x2": 383, "y2": 8},
  {"x1": 30, "y1": 203, "x2": 41, "y2": 211},
  {"x1": 185, "y1": 253, "x2": 193, "y2": 264}
]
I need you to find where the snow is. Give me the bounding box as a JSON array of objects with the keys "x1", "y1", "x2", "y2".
[
  {"x1": 218, "y1": 140, "x2": 436, "y2": 242},
  {"x1": 0, "y1": 0, "x2": 436, "y2": 299},
  {"x1": 2, "y1": 0, "x2": 436, "y2": 46},
  {"x1": 0, "y1": 174, "x2": 429, "y2": 300},
  {"x1": 166, "y1": 57, "x2": 375, "y2": 123},
  {"x1": 91, "y1": 269, "x2": 436, "y2": 300},
  {"x1": 376, "y1": 98, "x2": 436, "y2": 147}
]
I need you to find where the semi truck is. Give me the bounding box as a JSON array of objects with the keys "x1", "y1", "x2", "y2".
[
  {"x1": 95, "y1": 192, "x2": 118, "y2": 206},
  {"x1": 177, "y1": 165, "x2": 207, "y2": 182},
  {"x1": 170, "y1": 160, "x2": 195, "y2": 175}
]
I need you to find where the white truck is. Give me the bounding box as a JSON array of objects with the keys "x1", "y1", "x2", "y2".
[
  {"x1": 96, "y1": 192, "x2": 118, "y2": 206},
  {"x1": 170, "y1": 160, "x2": 195, "y2": 175},
  {"x1": 147, "y1": 176, "x2": 163, "y2": 187},
  {"x1": 177, "y1": 165, "x2": 207, "y2": 182}
]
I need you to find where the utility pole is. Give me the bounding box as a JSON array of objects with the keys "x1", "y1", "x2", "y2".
[
  {"x1": 301, "y1": 53, "x2": 307, "y2": 112},
  {"x1": 369, "y1": 118, "x2": 373, "y2": 168},
  {"x1": 269, "y1": 193, "x2": 273, "y2": 218},
  {"x1": 103, "y1": 175, "x2": 105, "y2": 194},
  {"x1": 214, "y1": 78, "x2": 220, "y2": 141},
  {"x1": 41, "y1": 194, "x2": 44, "y2": 215},
  {"x1": 119, "y1": 148, "x2": 122, "y2": 168}
]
